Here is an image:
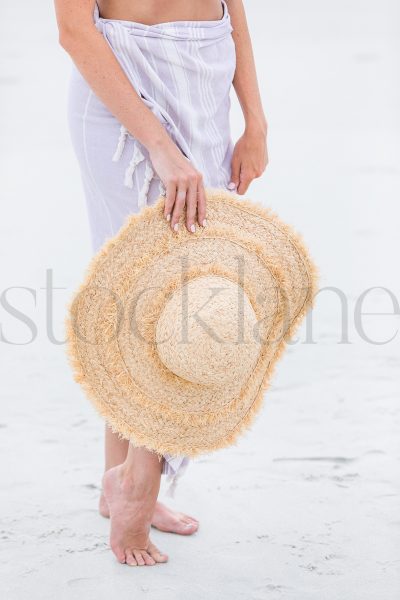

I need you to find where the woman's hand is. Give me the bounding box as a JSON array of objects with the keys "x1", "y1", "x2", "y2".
[
  {"x1": 229, "y1": 125, "x2": 268, "y2": 195},
  {"x1": 149, "y1": 139, "x2": 207, "y2": 233}
]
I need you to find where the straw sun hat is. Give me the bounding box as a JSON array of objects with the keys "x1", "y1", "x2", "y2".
[{"x1": 65, "y1": 188, "x2": 318, "y2": 458}]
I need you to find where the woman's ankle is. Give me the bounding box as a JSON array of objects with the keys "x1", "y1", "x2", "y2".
[{"x1": 118, "y1": 448, "x2": 162, "y2": 496}]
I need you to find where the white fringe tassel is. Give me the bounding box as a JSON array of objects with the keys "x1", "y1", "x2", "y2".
[
  {"x1": 164, "y1": 458, "x2": 190, "y2": 498},
  {"x1": 124, "y1": 143, "x2": 145, "y2": 189},
  {"x1": 112, "y1": 124, "x2": 159, "y2": 207},
  {"x1": 138, "y1": 159, "x2": 155, "y2": 208},
  {"x1": 112, "y1": 124, "x2": 129, "y2": 162},
  {"x1": 165, "y1": 469, "x2": 184, "y2": 499}
]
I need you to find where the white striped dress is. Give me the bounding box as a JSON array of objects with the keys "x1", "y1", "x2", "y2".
[{"x1": 66, "y1": 0, "x2": 236, "y2": 491}]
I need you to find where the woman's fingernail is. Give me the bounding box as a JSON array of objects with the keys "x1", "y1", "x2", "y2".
[
  {"x1": 173, "y1": 223, "x2": 179, "y2": 232},
  {"x1": 166, "y1": 213, "x2": 171, "y2": 222},
  {"x1": 202, "y1": 219, "x2": 207, "y2": 227},
  {"x1": 227, "y1": 182, "x2": 236, "y2": 190},
  {"x1": 190, "y1": 224, "x2": 196, "y2": 233}
]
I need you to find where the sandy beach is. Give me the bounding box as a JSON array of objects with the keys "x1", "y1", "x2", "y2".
[{"x1": 0, "y1": 1, "x2": 399, "y2": 598}]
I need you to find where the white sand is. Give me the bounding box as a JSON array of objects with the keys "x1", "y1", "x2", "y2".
[{"x1": 0, "y1": 1, "x2": 399, "y2": 598}]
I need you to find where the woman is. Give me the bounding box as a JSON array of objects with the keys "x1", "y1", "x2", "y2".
[{"x1": 55, "y1": 0, "x2": 268, "y2": 566}]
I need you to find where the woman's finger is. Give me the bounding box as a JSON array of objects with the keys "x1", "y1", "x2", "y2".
[
  {"x1": 229, "y1": 154, "x2": 241, "y2": 191},
  {"x1": 196, "y1": 178, "x2": 207, "y2": 227},
  {"x1": 164, "y1": 178, "x2": 177, "y2": 221},
  {"x1": 185, "y1": 175, "x2": 198, "y2": 233},
  {"x1": 237, "y1": 169, "x2": 252, "y2": 195},
  {"x1": 170, "y1": 181, "x2": 187, "y2": 231}
]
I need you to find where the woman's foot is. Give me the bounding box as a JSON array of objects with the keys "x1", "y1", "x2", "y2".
[
  {"x1": 99, "y1": 493, "x2": 199, "y2": 535},
  {"x1": 152, "y1": 502, "x2": 199, "y2": 535},
  {"x1": 102, "y1": 458, "x2": 168, "y2": 566}
]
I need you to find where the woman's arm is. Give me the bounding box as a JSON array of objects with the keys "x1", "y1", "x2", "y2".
[
  {"x1": 54, "y1": 0, "x2": 206, "y2": 232},
  {"x1": 226, "y1": 0, "x2": 269, "y2": 194}
]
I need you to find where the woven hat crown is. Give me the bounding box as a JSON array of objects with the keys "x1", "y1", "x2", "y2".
[{"x1": 155, "y1": 275, "x2": 261, "y2": 386}]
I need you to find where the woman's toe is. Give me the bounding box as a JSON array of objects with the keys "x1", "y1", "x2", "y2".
[
  {"x1": 142, "y1": 550, "x2": 156, "y2": 566},
  {"x1": 181, "y1": 515, "x2": 199, "y2": 526},
  {"x1": 148, "y1": 541, "x2": 168, "y2": 563},
  {"x1": 125, "y1": 550, "x2": 137, "y2": 566},
  {"x1": 182, "y1": 514, "x2": 199, "y2": 524},
  {"x1": 133, "y1": 549, "x2": 146, "y2": 566},
  {"x1": 111, "y1": 543, "x2": 126, "y2": 564},
  {"x1": 175, "y1": 518, "x2": 198, "y2": 534}
]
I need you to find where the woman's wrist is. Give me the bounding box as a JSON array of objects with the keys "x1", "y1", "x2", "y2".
[
  {"x1": 145, "y1": 128, "x2": 177, "y2": 157},
  {"x1": 244, "y1": 114, "x2": 268, "y2": 138},
  {"x1": 140, "y1": 126, "x2": 172, "y2": 155}
]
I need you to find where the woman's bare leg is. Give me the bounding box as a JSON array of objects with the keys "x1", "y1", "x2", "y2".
[
  {"x1": 100, "y1": 424, "x2": 199, "y2": 535},
  {"x1": 105, "y1": 424, "x2": 129, "y2": 470},
  {"x1": 99, "y1": 425, "x2": 129, "y2": 516},
  {"x1": 102, "y1": 444, "x2": 168, "y2": 565}
]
